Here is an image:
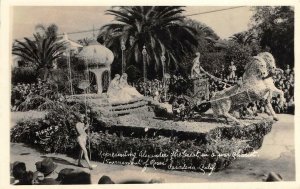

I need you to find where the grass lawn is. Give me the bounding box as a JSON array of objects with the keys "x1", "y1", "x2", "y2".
[{"x1": 11, "y1": 111, "x2": 47, "y2": 127}]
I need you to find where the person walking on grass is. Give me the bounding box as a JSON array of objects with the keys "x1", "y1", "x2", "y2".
[{"x1": 71, "y1": 113, "x2": 97, "y2": 170}]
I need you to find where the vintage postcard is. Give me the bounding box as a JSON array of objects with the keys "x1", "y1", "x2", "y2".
[{"x1": 0, "y1": 0, "x2": 299, "y2": 188}]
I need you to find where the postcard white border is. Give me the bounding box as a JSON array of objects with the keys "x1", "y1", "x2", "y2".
[{"x1": 1, "y1": 0, "x2": 299, "y2": 189}]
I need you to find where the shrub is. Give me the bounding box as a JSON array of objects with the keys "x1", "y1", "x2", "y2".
[
  {"x1": 12, "y1": 66, "x2": 38, "y2": 84},
  {"x1": 11, "y1": 102, "x2": 88, "y2": 153}
]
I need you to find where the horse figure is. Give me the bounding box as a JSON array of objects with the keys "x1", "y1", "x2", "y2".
[
  {"x1": 210, "y1": 56, "x2": 269, "y2": 125},
  {"x1": 256, "y1": 52, "x2": 285, "y2": 121}
]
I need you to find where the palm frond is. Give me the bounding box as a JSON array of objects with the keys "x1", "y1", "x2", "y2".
[
  {"x1": 13, "y1": 30, "x2": 65, "y2": 74},
  {"x1": 98, "y1": 6, "x2": 198, "y2": 76},
  {"x1": 155, "y1": 6, "x2": 184, "y2": 19}
]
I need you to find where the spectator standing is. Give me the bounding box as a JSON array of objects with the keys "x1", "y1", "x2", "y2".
[
  {"x1": 228, "y1": 61, "x2": 237, "y2": 79},
  {"x1": 285, "y1": 64, "x2": 291, "y2": 75}
]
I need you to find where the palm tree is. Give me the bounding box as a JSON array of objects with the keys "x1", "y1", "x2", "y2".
[
  {"x1": 12, "y1": 33, "x2": 66, "y2": 81},
  {"x1": 35, "y1": 23, "x2": 58, "y2": 40},
  {"x1": 229, "y1": 31, "x2": 256, "y2": 46},
  {"x1": 184, "y1": 18, "x2": 219, "y2": 41},
  {"x1": 183, "y1": 18, "x2": 220, "y2": 56},
  {"x1": 98, "y1": 6, "x2": 198, "y2": 79}
]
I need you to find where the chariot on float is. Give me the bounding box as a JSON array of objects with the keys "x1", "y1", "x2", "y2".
[{"x1": 170, "y1": 74, "x2": 211, "y2": 120}]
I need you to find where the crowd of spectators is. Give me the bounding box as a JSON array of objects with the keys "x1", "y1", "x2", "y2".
[
  {"x1": 131, "y1": 79, "x2": 167, "y2": 102},
  {"x1": 10, "y1": 158, "x2": 163, "y2": 185},
  {"x1": 11, "y1": 78, "x2": 65, "y2": 111},
  {"x1": 271, "y1": 66, "x2": 294, "y2": 114},
  {"x1": 10, "y1": 158, "x2": 94, "y2": 185}
]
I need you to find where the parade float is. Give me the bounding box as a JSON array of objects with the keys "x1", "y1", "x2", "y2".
[{"x1": 11, "y1": 40, "x2": 275, "y2": 173}]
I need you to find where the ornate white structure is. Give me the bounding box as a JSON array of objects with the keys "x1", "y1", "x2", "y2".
[{"x1": 77, "y1": 40, "x2": 114, "y2": 94}]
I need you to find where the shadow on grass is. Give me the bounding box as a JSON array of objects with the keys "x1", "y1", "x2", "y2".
[
  {"x1": 20, "y1": 153, "x2": 31, "y2": 155},
  {"x1": 18, "y1": 143, "x2": 80, "y2": 166},
  {"x1": 40, "y1": 155, "x2": 78, "y2": 166}
]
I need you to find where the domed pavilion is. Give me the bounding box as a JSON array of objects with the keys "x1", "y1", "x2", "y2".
[{"x1": 77, "y1": 40, "x2": 114, "y2": 94}]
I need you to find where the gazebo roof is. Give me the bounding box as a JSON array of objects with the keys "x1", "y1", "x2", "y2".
[{"x1": 77, "y1": 39, "x2": 114, "y2": 67}]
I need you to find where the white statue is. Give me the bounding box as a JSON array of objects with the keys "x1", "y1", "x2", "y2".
[
  {"x1": 191, "y1": 52, "x2": 205, "y2": 78},
  {"x1": 257, "y1": 52, "x2": 285, "y2": 121}
]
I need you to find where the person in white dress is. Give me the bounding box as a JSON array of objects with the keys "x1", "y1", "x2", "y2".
[
  {"x1": 107, "y1": 74, "x2": 121, "y2": 100},
  {"x1": 119, "y1": 73, "x2": 143, "y2": 100},
  {"x1": 107, "y1": 73, "x2": 143, "y2": 103}
]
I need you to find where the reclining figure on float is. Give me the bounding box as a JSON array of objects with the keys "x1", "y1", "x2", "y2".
[{"x1": 107, "y1": 73, "x2": 143, "y2": 104}]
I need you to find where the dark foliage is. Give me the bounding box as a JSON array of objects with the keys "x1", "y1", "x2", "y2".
[
  {"x1": 98, "y1": 6, "x2": 198, "y2": 80},
  {"x1": 12, "y1": 66, "x2": 38, "y2": 84},
  {"x1": 250, "y1": 6, "x2": 294, "y2": 68}
]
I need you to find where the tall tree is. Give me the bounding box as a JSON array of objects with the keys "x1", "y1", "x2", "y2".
[
  {"x1": 180, "y1": 19, "x2": 220, "y2": 76},
  {"x1": 224, "y1": 41, "x2": 252, "y2": 77},
  {"x1": 12, "y1": 24, "x2": 65, "y2": 80},
  {"x1": 250, "y1": 6, "x2": 294, "y2": 68},
  {"x1": 98, "y1": 6, "x2": 198, "y2": 79},
  {"x1": 229, "y1": 31, "x2": 256, "y2": 46},
  {"x1": 183, "y1": 18, "x2": 220, "y2": 54},
  {"x1": 35, "y1": 23, "x2": 59, "y2": 40},
  {"x1": 229, "y1": 31, "x2": 261, "y2": 56},
  {"x1": 184, "y1": 18, "x2": 219, "y2": 42}
]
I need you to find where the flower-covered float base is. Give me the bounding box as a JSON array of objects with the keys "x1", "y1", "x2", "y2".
[
  {"x1": 66, "y1": 94, "x2": 152, "y2": 117},
  {"x1": 11, "y1": 95, "x2": 273, "y2": 172},
  {"x1": 88, "y1": 108, "x2": 273, "y2": 171}
]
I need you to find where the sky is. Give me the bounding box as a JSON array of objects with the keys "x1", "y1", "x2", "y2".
[{"x1": 12, "y1": 6, "x2": 254, "y2": 41}]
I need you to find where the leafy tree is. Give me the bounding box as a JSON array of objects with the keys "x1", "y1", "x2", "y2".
[
  {"x1": 250, "y1": 6, "x2": 294, "y2": 68},
  {"x1": 229, "y1": 31, "x2": 261, "y2": 56},
  {"x1": 201, "y1": 51, "x2": 226, "y2": 75},
  {"x1": 224, "y1": 41, "x2": 252, "y2": 77},
  {"x1": 98, "y1": 6, "x2": 198, "y2": 80},
  {"x1": 229, "y1": 31, "x2": 255, "y2": 46}
]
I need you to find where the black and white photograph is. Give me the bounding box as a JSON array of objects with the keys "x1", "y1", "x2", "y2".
[{"x1": 0, "y1": 1, "x2": 299, "y2": 187}]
